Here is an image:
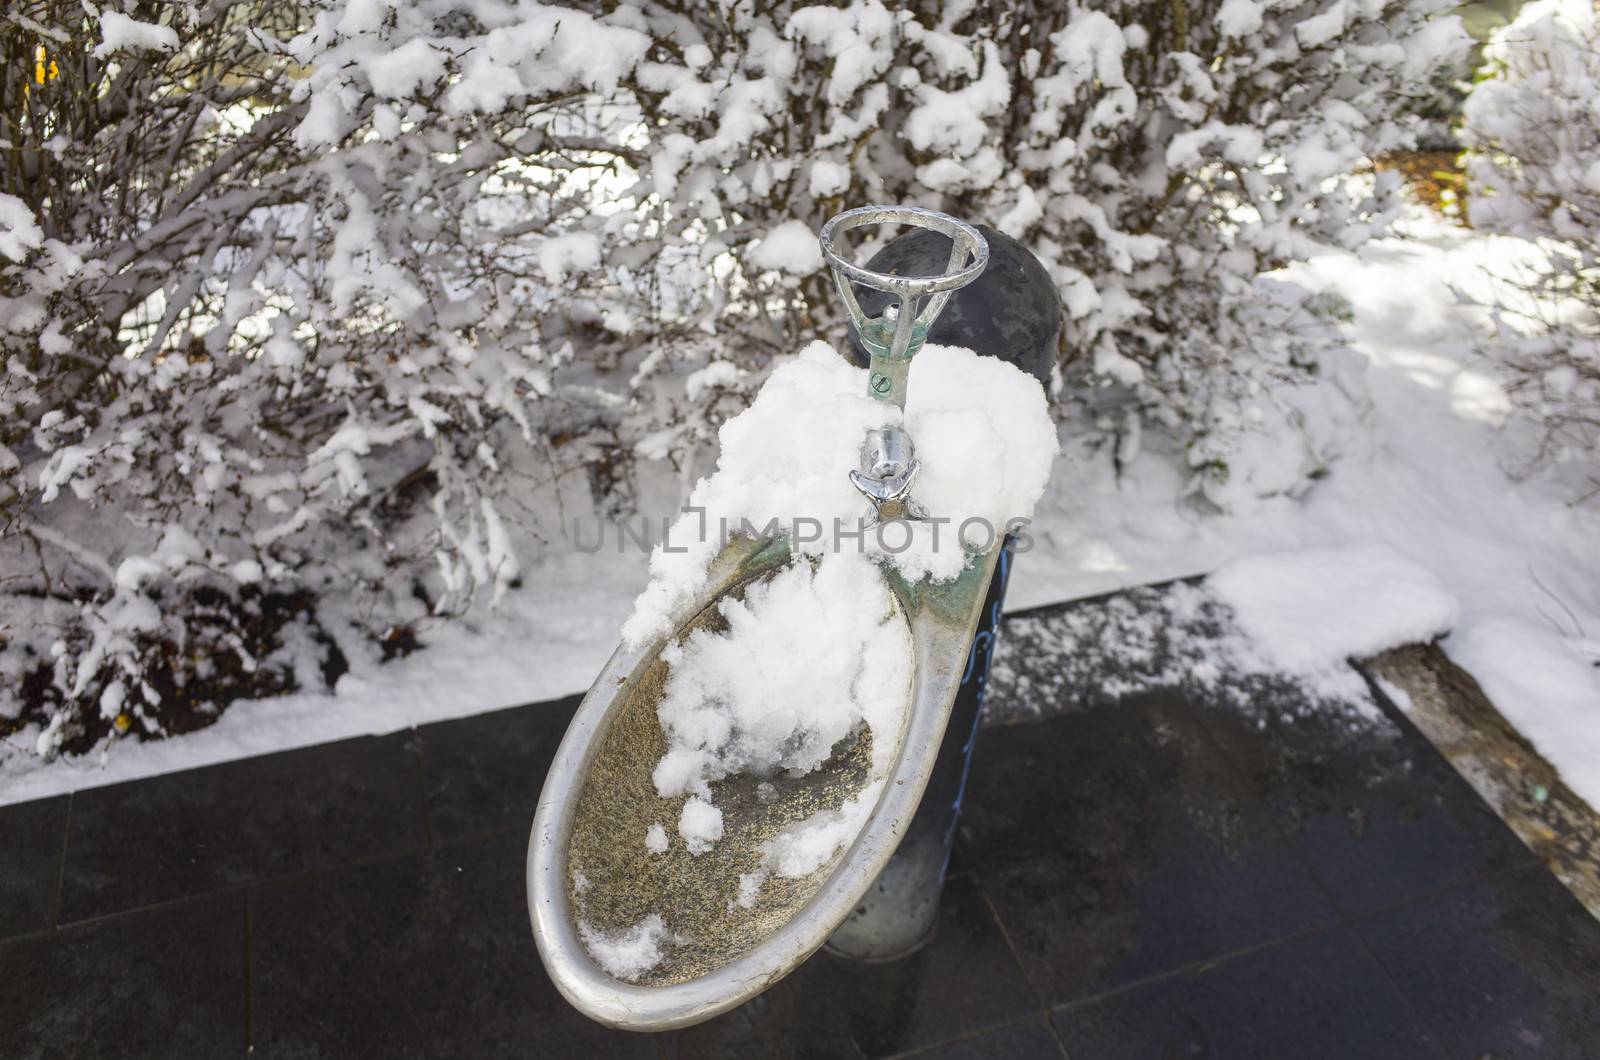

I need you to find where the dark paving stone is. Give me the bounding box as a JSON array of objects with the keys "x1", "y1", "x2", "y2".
[
  {"x1": 661, "y1": 874, "x2": 1039, "y2": 1059},
  {"x1": 0, "y1": 794, "x2": 68, "y2": 938},
  {"x1": 1356, "y1": 864, "x2": 1600, "y2": 1059},
  {"x1": 959, "y1": 694, "x2": 1339, "y2": 1005},
  {"x1": 904, "y1": 1017, "x2": 1066, "y2": 1059},
  {"x1": 61, "y1": 733, "x2": 425, "y2": 922},
  {"x1": 0, "y1": 890, "x2": 244, "y2": 1058},
  {"x1": 251, "y1": 827, "x2": 653, "y2": 1059},
  {"x1": 418, "y1": 694, "x2": 579, "y2": 840},
  {"x1": 1197, "y1": 694, "x2": 1535, "y2": 915},
  {"x1": 1051, "y1": 925, "x2": 1445, "y2": 1060}
]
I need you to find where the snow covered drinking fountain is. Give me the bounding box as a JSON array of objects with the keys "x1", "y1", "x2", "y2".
[{"x1": 527, "y1": 206, "x2": 1061, "y2": 1030}]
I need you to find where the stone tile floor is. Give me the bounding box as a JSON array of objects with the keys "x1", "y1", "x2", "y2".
[{"x1": 3, "y1": 595, "x2": 1599, "y2": 1059}]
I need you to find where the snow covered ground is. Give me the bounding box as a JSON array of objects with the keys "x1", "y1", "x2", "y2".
[
  {"x1": 1021, "y1": 211, "x2": 1600, "y2": 806},
  {"x1": 4, "y1": 210, "x2": 1597, "y2": 811}
]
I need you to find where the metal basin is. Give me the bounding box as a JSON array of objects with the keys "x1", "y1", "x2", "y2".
[{"x1": 526, "y1": 534, "x2": 1000, "y2": 1029}]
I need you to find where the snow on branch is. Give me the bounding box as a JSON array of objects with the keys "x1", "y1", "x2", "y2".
[{"x1": 0, "y1": 0, "x2": 1466, "y2": 752}]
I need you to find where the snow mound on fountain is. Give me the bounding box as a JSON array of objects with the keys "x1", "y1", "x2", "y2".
[{"x1": 621, "y1": 341, "x2": 1058, "y2": 649}]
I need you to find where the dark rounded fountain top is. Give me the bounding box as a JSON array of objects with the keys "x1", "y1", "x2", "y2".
[{"x1": 844, "y1": 224, "x2": 1060, "y2": 389}]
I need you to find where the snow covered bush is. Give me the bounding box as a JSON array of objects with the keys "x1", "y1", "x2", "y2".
[
  {"x1": 1, "y1": 0, "x2": 1465, "y2": 753},
  {"x1": 1461, "y1": 0, "x2": 1600, "y2": 470}
]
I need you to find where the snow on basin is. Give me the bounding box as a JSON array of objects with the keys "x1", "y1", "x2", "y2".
[
  {"x1": 565, "y1": 551, "x2": 915, "y2": 987},
  {"x1": 652, "y1": 551, "x2": 910, "y2": 818}
]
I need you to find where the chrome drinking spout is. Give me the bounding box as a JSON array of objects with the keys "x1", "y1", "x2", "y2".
[{"x1": 849, "y1": 426, "x2": 925, "y2": 523}]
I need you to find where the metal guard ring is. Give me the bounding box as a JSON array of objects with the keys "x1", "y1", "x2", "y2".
[{"x1": 818, "y1": 205, "x2": 989, "y2": 299}]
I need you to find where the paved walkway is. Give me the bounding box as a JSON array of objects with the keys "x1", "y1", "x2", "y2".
[{"x1": 2, "y1": 592, "x2": 1599, "y2": 1058}]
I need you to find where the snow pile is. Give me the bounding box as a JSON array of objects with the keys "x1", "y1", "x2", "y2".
[
  {"x1": 1209, "y1": 544, "x2": 1458, "y2": 683},
  {"x1": 904, "y1": 345, "x2": 1061, "y2": 554},
  {"x1": 734, "y1": 781, "x2": 884, "y2": 908},
  {"x1": 644, "y1": 822, "x2": 669, "y2": 854},
  {"x1": 620, "y1": 343, "x2": 889, "y2": 648},
  {"x1": 675, "y1": 794, "x2": 725, "y2": 854},
  {"x1": 1461, "y1": 0, "x2": 1600, "y2": 469},
  {"x1": 360, "y1": 39, "x2": 448, "y2": 99},
  {"x1": 652, "y1": 551, "x2": 909, "y2": 854},
  {"x1": 622, "y1": 342, "x2": 1056, "y2": 649},
  {"x1": 1449, "y1": 618, "x2": 1600, "y2": 809},
  {"x1": 94, "y1": 12, "x2": 180, "y2": 58},
  {"x1": 634, "y1": 339, "x2": 1050, "y2": 864},
  {"x1": 746, "y1": 221, "x2": 825, "y2": 275},
  {"x1": 0, "y1": 194, "x2": 43, "y2": 263},
  {"x1": 577, "y1": 914, "x2": 673, "y2": 982}
]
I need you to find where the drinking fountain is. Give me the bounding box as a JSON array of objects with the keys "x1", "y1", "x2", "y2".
[{"x1": 526, "y1": 205, "x2": 1058, "y2": 1030}]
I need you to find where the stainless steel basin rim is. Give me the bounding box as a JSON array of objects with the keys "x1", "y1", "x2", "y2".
[{"x1": 527, "y1": 540, "x2": 1001, "y2": 1029}]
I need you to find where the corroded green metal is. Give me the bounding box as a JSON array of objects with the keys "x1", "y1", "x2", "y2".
[
  {"x1": 818, "y1": 205, "x2": 988, "y2": 410},
  {"x1": 861, "y1": 317, "x2": 930, "y2": 407}
]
